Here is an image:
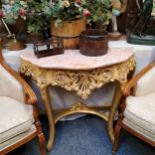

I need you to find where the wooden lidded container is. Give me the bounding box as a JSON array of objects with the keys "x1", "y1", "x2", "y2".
[{"x1": 80, "y1": 29, "x2": 108, "y2": 56}]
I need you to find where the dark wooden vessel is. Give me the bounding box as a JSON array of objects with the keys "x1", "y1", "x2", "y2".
[{"x1": 80, "y1": 29, "x2": 108, "y2": 56}]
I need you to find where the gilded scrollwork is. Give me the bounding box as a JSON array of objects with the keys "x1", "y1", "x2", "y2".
[
  {"x1": 20, "y1": 56, "x2": 136, "y2": 99},
  {"x1": 70, "y1": 102, "x2": 89, "y2": 111}
]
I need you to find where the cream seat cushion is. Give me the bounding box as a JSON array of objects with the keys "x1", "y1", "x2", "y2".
[
  {"x1": 123, "y1": 93, "x2": 155, "y2": 140},
  {"x1": 0, "y1": 125, "x2": 36, "y2": 152},
  {"x1": 0, "y1": 96, "x2": 34, "y2": 143}
]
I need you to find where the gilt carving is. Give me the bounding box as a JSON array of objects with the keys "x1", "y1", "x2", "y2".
[
  {"x1": 20, "y1": 56, "x2": 135, "y2": 99},
  {"x1": 70, "y1": 102, "x2": 89, "y2": 111}
]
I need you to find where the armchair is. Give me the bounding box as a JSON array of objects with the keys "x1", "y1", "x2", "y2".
[
  {"x1": 0, "y1": 38, "x2": 46, "y2": 155},
  {"x1": 112, "y1": 61, "x2": 155, "y2": 154}
]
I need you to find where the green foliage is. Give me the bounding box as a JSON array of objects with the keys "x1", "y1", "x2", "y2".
[
  {"x1": 85, "y1": 0, "x2": 112, "y2": 26},
  {"x1": 2, "y1": 0, "x2": 113, "y2": 32},
  {"x1": 50, "y1": 0, "x2": 112, "y2": 27},
  {"x1": 50, "y1": 0, "x2": 86, "y2": 26},
  {"x1": 2, "y1": 0, "x2": 51, "y2": 33},
  {"x1": 27, "y1": 15, "x2": 47, "y2": 33}
]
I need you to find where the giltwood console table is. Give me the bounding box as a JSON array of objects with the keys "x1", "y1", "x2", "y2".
[{"x1": 19, "y1": 48, "x2": 135, "y2": 151}]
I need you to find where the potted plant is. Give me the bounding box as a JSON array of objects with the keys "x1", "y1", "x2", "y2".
[
  {"x1": 50, "y1": 0, "x2": 87, "y2": 49},
  {"x1": 1, "y1": 0, "x2": 52, "y2": 42},
  {"x1": 1, "y1": 0, "x2": 114, "y2": 47},
  {"x1": 50, "y1": 0, "x2": 112, "y2": 48}
]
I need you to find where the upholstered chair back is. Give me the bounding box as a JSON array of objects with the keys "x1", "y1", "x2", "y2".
[
  {"x1": 136, "y1": 66, "x2": 155, "y2": 96},
  {"x1": 0, "y1": 38, "x2": 46, "y2": 155},
  {"x1": 112, "y1": 62, "x2": 155, "y2": 154},
  {"x1": 0, "y1": 64, "x2": 24, "y2": 103}
]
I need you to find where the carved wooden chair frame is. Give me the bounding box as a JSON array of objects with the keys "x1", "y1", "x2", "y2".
[
  {"x1": 0, "y1": 38, "x2": 46, "y2": 155},
  {"x1": 112, "y1": 61, "x2": 155, "y2": 154}
]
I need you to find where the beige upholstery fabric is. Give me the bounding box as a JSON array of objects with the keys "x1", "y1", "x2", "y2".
[
  {"x1": 124, "y1": 93, "x2": 155, "y2": 140},
  {"x1": 0, "y1": 65, "x2": 24, "y2": 103},
  {"x1": 123, "y1": 118, "x2": 155, "y2": 142},
  {"x1": 0, "y1": 96, "x2": 34, "y2": 143},
  {"x1": 0, "y1": 125, "x2": 36, "y2": 152},
  {"x1": 136, "y1": 66, "x2": 155, "y2": 96}
]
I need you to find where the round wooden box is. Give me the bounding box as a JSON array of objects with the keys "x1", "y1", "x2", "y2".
[{"x1": 80, "y1": 29, "x2": 108, "y2": 56}]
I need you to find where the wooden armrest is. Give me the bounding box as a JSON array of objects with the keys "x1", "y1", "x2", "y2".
[{"x1": 123, "y1": 62, "x2": 155, "y2": 97}]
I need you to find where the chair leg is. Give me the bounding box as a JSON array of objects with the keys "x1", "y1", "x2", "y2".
[
  {"x1": 112, "y1": 115, "x2": 123, "y2": 154},
  {"x1": 38, "y1": 132, "x2": 46, "y2": 155},
  {"x1": 36, "y1": 121, "x2": 46, "y2": 155},
  {"x1": 112, "y1": 141, "x2": 119, "y2": 154},
  {"x1": 33, "y1": 105, "x2": 46, "y2": 155}
]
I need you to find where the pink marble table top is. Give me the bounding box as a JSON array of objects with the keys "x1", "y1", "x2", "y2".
[{"x1": 20, "y1": 48, "x2": 135, "y2": 70}]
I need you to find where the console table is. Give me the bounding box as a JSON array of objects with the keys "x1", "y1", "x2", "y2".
[{"x1": 19, "y1": 48, "x2": 135, "y2": 151}]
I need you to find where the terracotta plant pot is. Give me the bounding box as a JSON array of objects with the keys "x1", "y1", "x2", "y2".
[
  {"x1": 80, "y1": 29, "x2": 108, "y2": 56},
  {"x1": 51, "y1": 18, "x2": 86, "y2": 49}
]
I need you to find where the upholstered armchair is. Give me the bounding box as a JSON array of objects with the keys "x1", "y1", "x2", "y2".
[
  {"x1": 0, "y1": 39, "x2": 46, "y2": 155},
  {"x1": 112, "y1": 61, "x2": 155, "y2": 154}
]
